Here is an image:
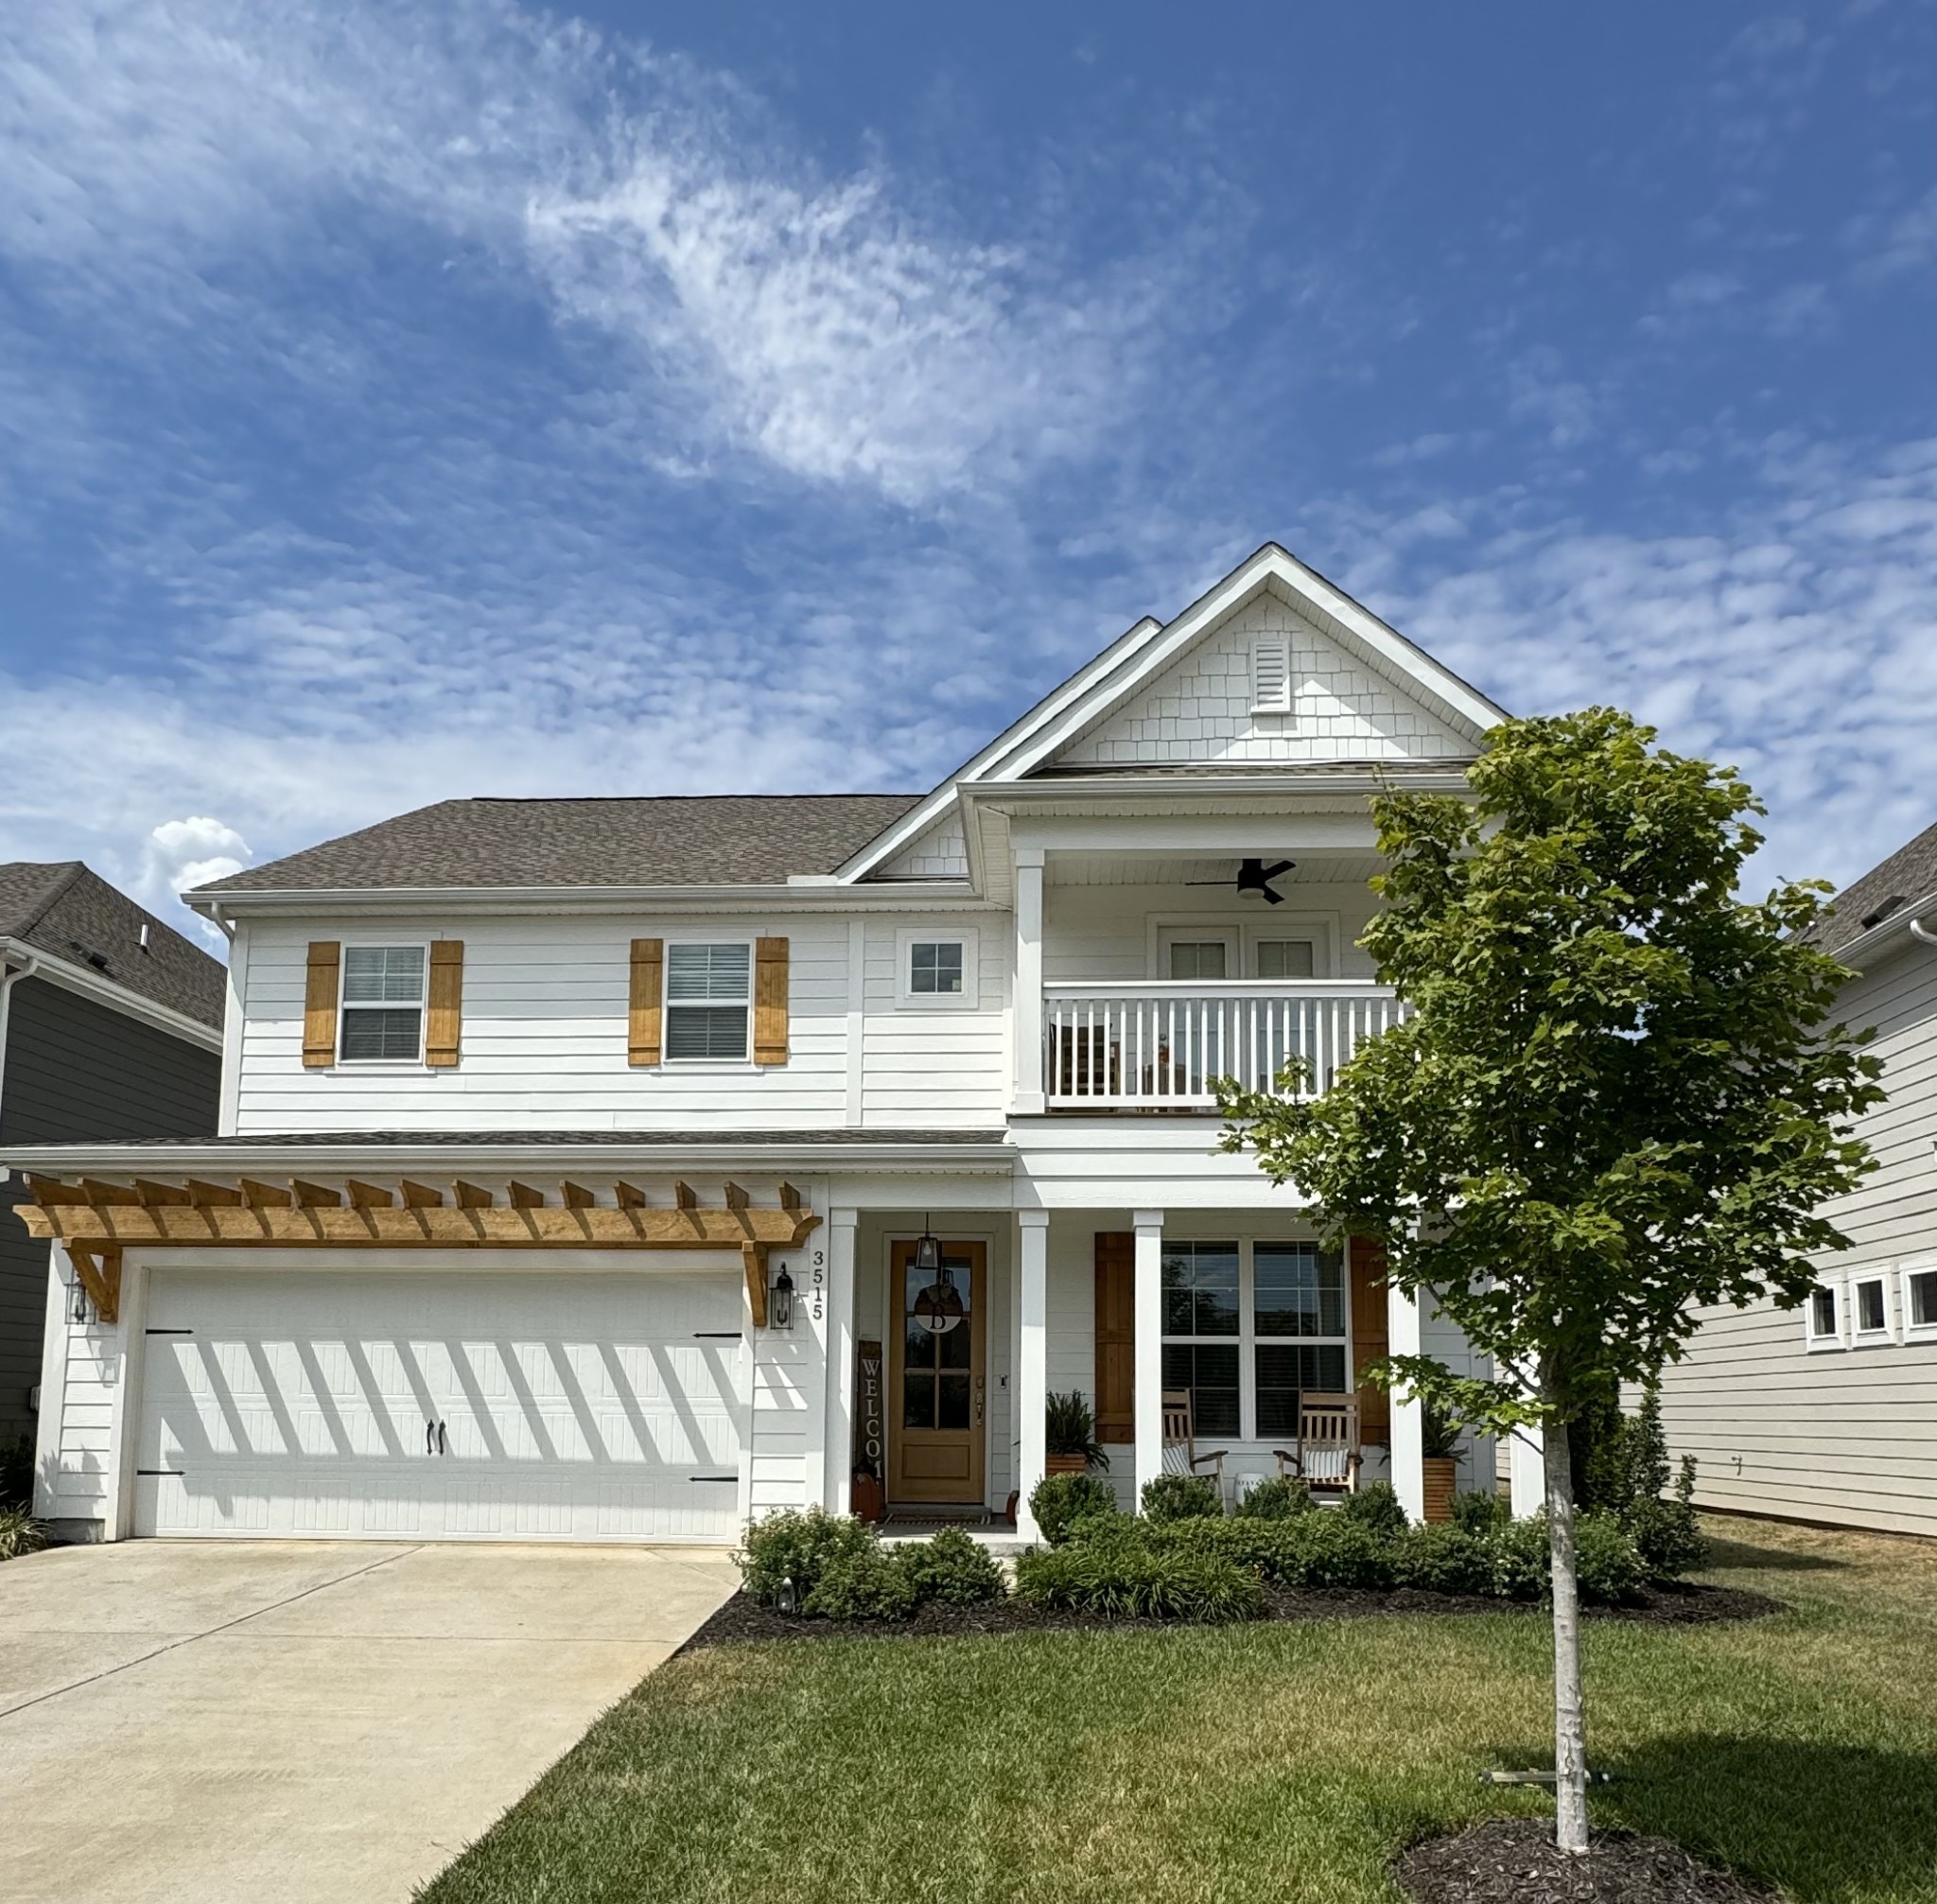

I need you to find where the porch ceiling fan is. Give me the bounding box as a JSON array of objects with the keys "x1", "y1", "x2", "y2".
[{"x1": 1186, "y1": 857, "x2": 1297, "y2": 905}]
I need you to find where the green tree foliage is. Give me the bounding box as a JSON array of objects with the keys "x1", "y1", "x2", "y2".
[{"x1": 1220, "y1": 708, "x2": 1880, "y2": 1850}]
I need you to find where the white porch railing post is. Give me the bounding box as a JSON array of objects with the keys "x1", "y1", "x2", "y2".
[
  {"x1": 1133, "y1": 1212, "x2": 1165, "y2": 1510},
  {"x1": 825, "y1": 1208, "x2": 859, "y2": 1514},
  {"x1": 1015, "y1": 1210, "x2": 1050, "y2": 1541},
  {"x1": 1014, "y1": 850, "x2": 1046, "y2": 1115},
  {"x1": 1387, "y1": 1278, "x2": 1425, "y2": 1523}
]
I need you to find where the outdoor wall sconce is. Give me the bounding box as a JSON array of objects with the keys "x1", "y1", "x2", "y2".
[
  {"x1": 770, "y1": 1262, "x2": 794, "y2": 1330},
  {"x1": 69, "y1": 1275, "x2": 92, "y2": 1326}
]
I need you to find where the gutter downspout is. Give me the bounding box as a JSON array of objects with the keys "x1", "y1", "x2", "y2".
[
  {"x1": 0, "y1": 947, "x2": 41, "y2": 1141},
  {"x1": 1909, "y1": 917, "x2": 1937, "y2": 950}
]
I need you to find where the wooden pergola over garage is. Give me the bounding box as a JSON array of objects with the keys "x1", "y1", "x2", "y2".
[{"x1": 16, "y1": 1172, "x2": 820, "y2": 1328}]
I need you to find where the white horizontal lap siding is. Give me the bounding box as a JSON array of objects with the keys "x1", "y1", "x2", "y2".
[
  {"x1": 234, "y1": 917, "x2": 852, "y2": 1132},
  {"x1": 859, "y1": 917, "x2": 1008, "y2": 1126},
  {"x1": 52, "y1": 1316, "x2": 121, "y2": 1523},
  {"x1": 1656, "y1": 939, "x2": 1937, "y2": 1538},
  {"x1": 750, "y1": 1315, "x2": 824, "y2": 1512}
]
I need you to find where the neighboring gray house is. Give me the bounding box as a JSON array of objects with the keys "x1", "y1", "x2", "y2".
[
  {"x1": 1, "y1": 865, "x2": 224, "y2": 1444},
  {"x1": 1655, "y1": 822, "x2": 1937, "y2": 1539}
]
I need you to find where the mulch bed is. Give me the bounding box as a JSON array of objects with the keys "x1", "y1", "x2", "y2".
[
  {"x1": 1394, "y1": 1817, "x2": 1777, "y2": 1904},
  {"x1": 680, "y1": 1579, "x2": 1781, "y2": 1651}
]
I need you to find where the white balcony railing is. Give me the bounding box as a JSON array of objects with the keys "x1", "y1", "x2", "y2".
[{"x1": 1043, "y1": 980, "x2": 1406, "y2": 1109}]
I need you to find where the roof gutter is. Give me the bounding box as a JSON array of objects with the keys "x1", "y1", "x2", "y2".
[
  {"x1": 184, "y1": 882, "x2": 998, "y2": 920},
  {"x1": 0, "y1": 948, "x2": 40, "y2": 1143},
  {"x1": 0, "y1": 936, "x2": 223, "y2": 1053},
  {"x1": 1824, "y1": 890, "x2": 1937, "y2": 972}
]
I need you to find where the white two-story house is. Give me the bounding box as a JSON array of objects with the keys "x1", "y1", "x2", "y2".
[{"x1": 15, "y1": 545, "x2": 1506, "y2": 1547}]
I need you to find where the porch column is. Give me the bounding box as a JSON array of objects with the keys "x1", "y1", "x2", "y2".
[
  {"x1": 1387, "y1": 1279, "x2": 1424, "y2": 1522},
  {"x1": 824, "y1": 1208, "x2": 859, "y2": 1513},
  {"x1": 1015, "y1": 1210, "x2": 1050, "y2": 1540},
  {"x1": 1133, "y1": 1211, "x2": 1164, "y2": 1509},
  {"x1": 1013, "y1": 847, "x2": 1046, "y2": 1115}
]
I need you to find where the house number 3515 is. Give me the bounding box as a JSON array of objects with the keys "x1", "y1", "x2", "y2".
[{"x1": 811, "y1": 1248, "x2": 824, "y2": 1321}]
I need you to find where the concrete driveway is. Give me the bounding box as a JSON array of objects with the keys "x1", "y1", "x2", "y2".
[{"x1": 0, "y1": 1540, "x2": 737, "y2": 1904}]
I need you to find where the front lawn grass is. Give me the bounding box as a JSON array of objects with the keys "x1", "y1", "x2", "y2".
[{"x1": 418, "y1": 1518, "x2": 1937, "y2": 1904}]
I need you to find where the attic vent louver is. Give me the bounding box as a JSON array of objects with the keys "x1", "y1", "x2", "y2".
[{"x1": 1251, "y1": 638, "x2": 1292, "y2": 716}]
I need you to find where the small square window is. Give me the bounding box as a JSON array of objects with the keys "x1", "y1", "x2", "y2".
[
  {"x1": 1855, "y1": 1278, "x2": 1888, "y2": 1335},
  {"x1": 910, "y1": 942, "x2": 964, "y2": 995},
  {"x1": 1907, "y1": 1269, "x2": 1937, "y2": 1332},
  {"x1": 1807, "y1": 1284, "x2": 1841, "y2": 1347},
  {"x1": 1255, "y1": 939, "x2": 1316, "y2": 980},
  {"x1": 1168, "y1": 941, "x2": 1229, "y2": 981}
]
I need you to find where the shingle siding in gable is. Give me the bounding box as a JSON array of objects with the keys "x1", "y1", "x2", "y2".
[
  {"x1": 0, "y1": 977, "x2": 221, "y2": 1439},
  {"x1": 1055, "y1": 593, "x2": 1474, "y2": 768}
]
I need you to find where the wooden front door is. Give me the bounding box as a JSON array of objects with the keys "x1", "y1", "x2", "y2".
[{"x1": 887, "y1": 1240, "x2": 986, "y2": 1504}]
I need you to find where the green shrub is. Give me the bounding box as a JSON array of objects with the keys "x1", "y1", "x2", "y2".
[
  {"x1": 1488, "y1": 1514, "x2": 1550, "y2": 1601},
  {"x1": 0, "y1": 1506, "x2": 46, "y2": 1563},
  {"x1": 894, "y1": 1528, "x2": 1005, "y2": 1606},
  {"x1": 1336, "y1": 1479, "x2": 1407, "y2": 1540},
  {"x1": 1626, "y1": 1455, "x2": 1707, "y2": 1581},
  {"x1": 1274, "y1": 1512, "x2": 1397, "y2": 1589},
  {"x1": 1451, "y1": 1488, "x2": 1509, "y2": 1533},
  {"x1": 1574, "y1": 1511, "x2": 1647, "y2": 1604},
  {"x1": 1140, "y1": 1473, "x2": 1222, "y2": 1523},
  {"x1": 1392, "y1": 1524, "x2": 1493, "y2": 1596},
  {"x1": 1014, "y1": 1542, "x2": 1264, "y2": 1622},
  {"x1": 1029, "y1": 1471, "x2": 1119, "y2": 1545},
  {"x1": 1233, "y1": 1475, "x2": 1314, "y2": 1520},
  {"x1": 1142, "y1": 1516, "x2": 1278, "y2": 1574},
  {"x1": 1569, "y1": 1386, "x2": 1708, "y2": 1581},
  {"x1": 802, "y1": 1544, "x2": 918, "y2": 1620},
  {"x1": 735, "y1": 1507, "x2": 875, "y2": 1607}
]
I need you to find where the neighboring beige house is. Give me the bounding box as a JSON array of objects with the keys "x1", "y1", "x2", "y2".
[{"x1": 1655, "y1": 822, "x2": 1937, "y2": 1539}]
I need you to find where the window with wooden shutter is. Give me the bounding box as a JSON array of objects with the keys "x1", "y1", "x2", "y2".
[
  {"x1": 302, "y1": 941, "x2": 340, "y2": 1069},
  {"x1": 1093, "y1": 1231, "x2": 1135, "y2": 1442},
  {"x1": 629, "y1": 938, "x2": 664, "y2": 1066},
  {"x1": 1350, "y1": 1235, "x2": 1391, "y2": 1444},
  {"x1": 425, "y1": 941, "x2": 463, "y2": 1068},
  {"x1": 754, "y1": 936, "x2": 790, "y2": 1066}
]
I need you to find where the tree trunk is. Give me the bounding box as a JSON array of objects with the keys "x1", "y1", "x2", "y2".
[{"x1": 1544, "y1": 1406, "x2": 1590, "y2": 1854}]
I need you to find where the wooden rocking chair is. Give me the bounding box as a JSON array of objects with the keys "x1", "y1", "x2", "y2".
[
  {"x1": 1273, "y1": 1391, "x2": 1362, "y2": 1496},
  {"x1": 1161, "y1": 1389, "x2": 1226, "y2": 1488}
]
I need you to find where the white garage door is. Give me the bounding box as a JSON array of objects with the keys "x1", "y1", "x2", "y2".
[{"x1": 135, "y1": 1268, "x2": 747, "y2": 1542}]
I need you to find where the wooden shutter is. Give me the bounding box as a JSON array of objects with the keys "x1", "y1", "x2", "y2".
[
  {"x1": 302, "y1": 941, "x2": 340, "y2": 1069},
  {"x1": 425, "y1": 941, "x2": 464, "y2": 1069},
  {"x1": 1094, "y1": 1231, "x2": 1135, "y2": 1442},
  {"x1": 754, "y1": 936, "x2": 790, "y2": 1066},
  {"x1": 629, "y1": 938, "x2": 664, "y2": 1066},
  {"x1": 1350, "y1": 1236, "x2": 1391, "y2": 1445}
]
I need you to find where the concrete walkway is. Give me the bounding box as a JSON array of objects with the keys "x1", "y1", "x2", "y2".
[{"x1": 0, "y1": 1540, "x2": 737, "y2": 1904}]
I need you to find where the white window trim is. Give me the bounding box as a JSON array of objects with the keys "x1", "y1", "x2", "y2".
[
  {"x1": 1900, "y1": 1258, "x2": 1937, "y2": 1344},
  {"x1": 895, "y1": 926, "x2": 980, "y2": 1011},
  {"x1": 332, "y1": 937, "x2": 430, "y2": 1071},
  {"x1": 1804, "y1": 1273, "x2": 1845, "y2": 1353},
  {"x1": 1848, "y1": 1266, "x2": 1897, "y2": 1347},
  {"x1": 1158, "y1": 1234, "x2": 1351, "y2": 1444},
  {"x1": 1147, "y1": 914, "x2": 1339, "y2": 980},
  {"x1": 659, "y1": 935, "x2": 757, "y2": 1067}
]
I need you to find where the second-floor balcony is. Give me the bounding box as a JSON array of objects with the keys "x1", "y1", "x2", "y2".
[{"x1": 1043, "y1": 980, "x2": 1405, "y2": 1110}]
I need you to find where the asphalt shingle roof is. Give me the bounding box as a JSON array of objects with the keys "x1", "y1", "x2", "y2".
[
  {"x1": 195, "y1": 795, "x2": 927, "y2": 894},
  {"x1": 1810, "y1": 819, "x2": 1937, "y2": 958},
  {"x1": 0, "y1": 863, "x2": 225, "y2": 1028}
]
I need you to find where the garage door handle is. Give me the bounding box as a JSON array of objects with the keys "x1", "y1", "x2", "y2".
[
  {"x1": 426, "y1": 1421, "x2": 436, "y2": 1456},
  {"x1": 437, "y1": 1420, "x2": 447, "y2": 1456}
]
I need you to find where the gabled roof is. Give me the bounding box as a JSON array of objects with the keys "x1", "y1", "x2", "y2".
[
  {"x1": 1807, "y1": 818, "x2": 1937, "y2": 960},
  {"x1": 0, "y1": 863, "x2": 225, "y2": 1029},
  {"x1": 836, "y1": 543, "x2": 1509, "y2": 882},
  {"x1": 195, "y1": 795, "x2": 925, "y2": 895}
]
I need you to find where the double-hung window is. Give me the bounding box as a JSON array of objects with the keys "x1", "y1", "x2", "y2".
[
  {"x1": 1806, "y1": 1281, "x2": 1842, "y2": 1350},
  {"x1": 1161, "y1": 1239, "x2": 1349, "y2": 1441},
  {"x1": 1252, "y1": 1243, "x2": 1348, "y2": 1437},
  {"x1": 339, "y1": 946, "x2": 426, "y2": 1062},
  {"x1": 664, "y1": 943, "x2": 752, "y2": 1060},
  {"x1": 1160, "y1": 1242, "x2": 1241, "y2": 1437}
]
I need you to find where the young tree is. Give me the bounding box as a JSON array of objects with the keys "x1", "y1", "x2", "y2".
[{"x1": 1219, "y1": 709, "x2": 1880, "y2": 1853}]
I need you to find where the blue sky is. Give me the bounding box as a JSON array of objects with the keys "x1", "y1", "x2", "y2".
[{"x1": 3, "y1": 2, "x2": 1934, "y2": 937}]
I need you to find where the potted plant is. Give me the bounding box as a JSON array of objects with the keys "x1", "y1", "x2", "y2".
[
  {"x1": 1045, "y1": 1390, "x2": 1108, "y2": 1476},
  {"x1": 1421, "y1": 1403, "x2": 1461, "y2": 1523}
]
